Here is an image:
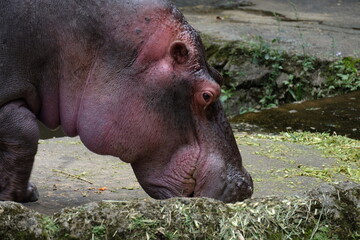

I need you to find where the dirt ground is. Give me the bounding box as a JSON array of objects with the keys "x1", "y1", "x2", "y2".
[
  {"x1": 22, "y1": 0, "x2": 360, "y2": 215},
  {"x1": 23, "y1": 133, "x2": 341, "y2": 215},
  {"x1": 24, "y1": 137, "x2": 148, "y2": 215}
]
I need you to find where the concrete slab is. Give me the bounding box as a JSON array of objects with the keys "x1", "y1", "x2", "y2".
[
  {"x1": 23, "y1": 137, "x2": 148, "y2": 215},
  {"x1": 178, "y1": 0, "x2": 360, "y2": 59},
  {"x1": 23, "y1": 133, "x2": 347, "y2": 215}
]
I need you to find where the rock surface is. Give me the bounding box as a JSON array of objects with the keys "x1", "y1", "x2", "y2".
[{"x1": 180, "y1": 0, "x2": 360, "y2": 59}]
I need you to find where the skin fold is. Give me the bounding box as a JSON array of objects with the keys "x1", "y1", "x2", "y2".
[{"x1": 0, "y1": 0, "x2": 253, "y2": 203}]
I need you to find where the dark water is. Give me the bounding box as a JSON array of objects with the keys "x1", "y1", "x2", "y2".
[{"x1": 231, "y1": 91, "x2": 360, "y2": 140}]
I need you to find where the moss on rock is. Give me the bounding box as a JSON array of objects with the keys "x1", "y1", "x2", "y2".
[
  {"x1": 201, "y1": 35, "x2": 360, "y2": 116},
  {"x1": 0, "y1": 202, "x2": 48, "y2": 240}
]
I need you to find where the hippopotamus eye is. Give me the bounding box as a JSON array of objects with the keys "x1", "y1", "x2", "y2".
[{"x1": 203, "y1": 92, "x2": 212, "y2": 102}]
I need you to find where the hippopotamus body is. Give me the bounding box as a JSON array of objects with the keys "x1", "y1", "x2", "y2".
[{"x1": 0, "y1": 0, "x2": 253, "y2": 203}]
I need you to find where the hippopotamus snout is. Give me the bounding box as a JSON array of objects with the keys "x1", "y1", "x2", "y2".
[
  {"x1": 193, "y1": 158, "x2": 253, "y2": 202},
  {"x1": 188, "y1": 134, "x2": 253, "y2": 202},
  {"x1": 131, "y1": 149, "x2": 253, "y2": 203}
]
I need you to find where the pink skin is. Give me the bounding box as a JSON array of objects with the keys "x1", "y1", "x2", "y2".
[{"x1": 58, "y1": 4, "x2": 252, "y2": 202}]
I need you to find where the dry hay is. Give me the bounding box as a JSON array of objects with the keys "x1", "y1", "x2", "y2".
[{"x1": 0, "y1": 181, "x2": 359, "y2": 239}]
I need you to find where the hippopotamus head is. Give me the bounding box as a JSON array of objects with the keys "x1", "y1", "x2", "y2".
[{"x1": 73, "y1": 1, "x2": 253, "y2": 202}]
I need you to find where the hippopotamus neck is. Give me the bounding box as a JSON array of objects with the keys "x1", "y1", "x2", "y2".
[
  {"x1": 39, "y1": 0, "x2": 178, "y2": 136},
  {"x1": 29, "y1": 1, "x2": 100, "y2": 134}
]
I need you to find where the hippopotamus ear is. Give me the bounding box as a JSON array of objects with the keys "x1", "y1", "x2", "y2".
[{"x1": 170, "y1": 41, "x2": 189, "y2": 64}]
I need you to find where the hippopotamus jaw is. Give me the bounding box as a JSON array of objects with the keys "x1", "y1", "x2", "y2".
[
  {"x1": 131, "y1": 133, "x2": 253, "y2": 202},
  {"x1": 131, "y1": 142, "x2": 201, "y2": 199},
  {"x1": 132, "y1": 153, "x2": 253, "y2": 202}
]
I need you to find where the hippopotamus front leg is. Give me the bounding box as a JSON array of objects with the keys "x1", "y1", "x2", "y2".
[{"x1": 0, "y1": 100, "x2": 39, "y2": 202}]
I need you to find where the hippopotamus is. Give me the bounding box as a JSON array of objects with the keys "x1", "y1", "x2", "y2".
[{"x1": 0, "y1": 0, "x2": 253, "y2": 203}]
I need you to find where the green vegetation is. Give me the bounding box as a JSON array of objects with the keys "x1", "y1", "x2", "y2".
[
  {"x1": 325, "y1": 57, "x2": 360, "y2": 93},
  {"x1": 253, "y1": 132, "x2": 360, "y2": 183},
  {"x1": 202, "y1": 35, "x2": 360, "y2": 115},
  {"x1": 259, "y1": 132, "x2": 359, "y2": 164},
  {"x1": 41, "y1": 216, "x2": 59, "y2": 238},
  {"x1": 92, "y1": 224, "x2": 107, "y2": 240},
  {"x1": 2, "y1": 188, "x2": 359, "y2": 240}
]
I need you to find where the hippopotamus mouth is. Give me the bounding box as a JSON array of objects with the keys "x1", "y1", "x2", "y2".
[{"x1": 131, "y1": 141, "x2": 253, "y2": 203}]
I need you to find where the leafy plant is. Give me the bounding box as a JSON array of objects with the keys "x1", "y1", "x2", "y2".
[
  {"x1": 220, "y1": 86, "x2": 236, "y2": 103},
  {"x1": 326, "y1": 57, "x2": 360, "y2": 92},
  {"x1": 203, "y1": 35, "x2": 360, "y2": 115},
  {"x1": 92, "y1": 225, "x2": 107, "y2": 240}
]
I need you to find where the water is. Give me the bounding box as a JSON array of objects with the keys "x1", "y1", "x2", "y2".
[{"x1": 231, "y1": 91, "x2": 360, "y2": 140}]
